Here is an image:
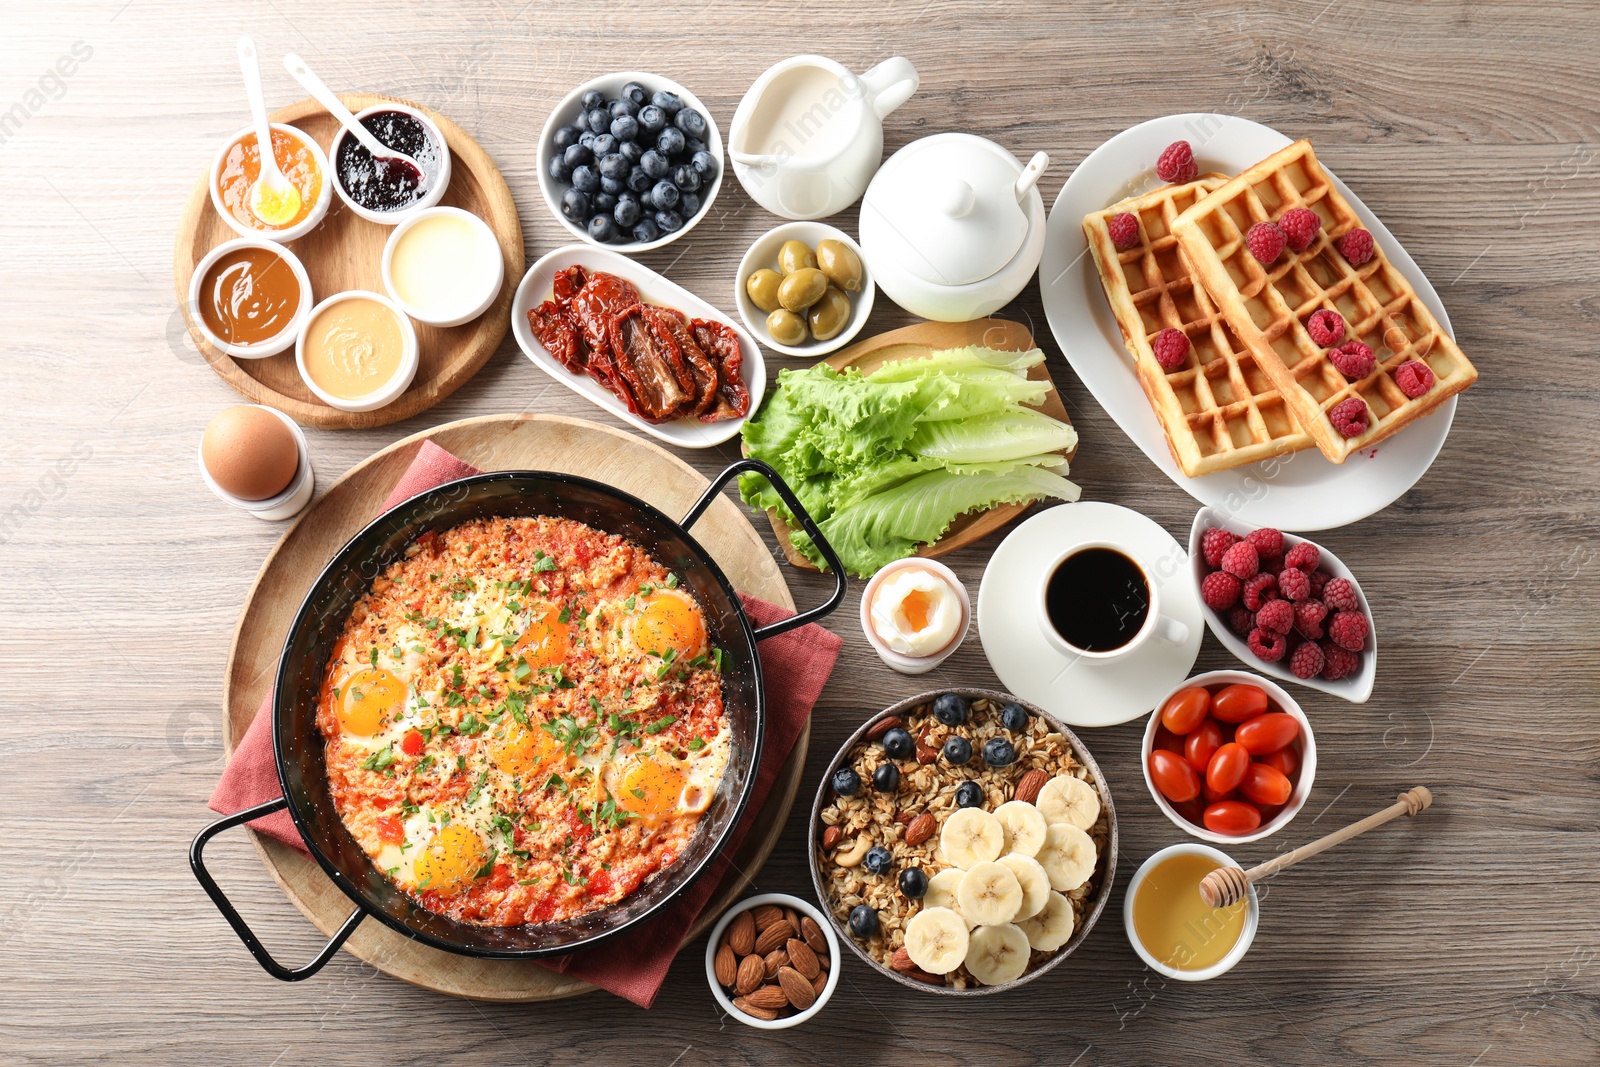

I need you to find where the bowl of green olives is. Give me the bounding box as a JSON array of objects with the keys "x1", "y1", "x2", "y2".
[{"x1": 735, "y1": 222, "x2": 874, "y2": 356}]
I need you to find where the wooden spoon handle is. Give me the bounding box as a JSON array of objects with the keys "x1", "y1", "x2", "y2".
[{"x1": 1199, "y1": 787, "x2": 1432, "y2": 907}]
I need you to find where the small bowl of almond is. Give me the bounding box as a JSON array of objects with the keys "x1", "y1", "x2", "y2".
[{"x1": 705, "y1": 892, "x2": 839, "y2": 1028}]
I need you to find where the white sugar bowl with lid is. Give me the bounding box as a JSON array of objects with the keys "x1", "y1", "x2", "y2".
[{"x1": 859, "y1": 133, "x2": 1049, "y2": 322}]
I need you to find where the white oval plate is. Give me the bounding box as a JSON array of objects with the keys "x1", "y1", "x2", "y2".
[
  {"x1": 512, "y1": 244, "x2": 766, "y2": 448},
  {"x1": 977, "y1": 501, "x2": 1203, "y2": 728},
  {"x1": 1039, "y1": 113, "x2": 1459, "y2": 531},
  {"x1": 1188, "y1": 507, "x2": 1377, "y2": 703}
]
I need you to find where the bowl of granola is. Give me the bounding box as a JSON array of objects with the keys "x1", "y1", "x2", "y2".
[{"x1": 808, "y1": 689, "x2": 1116, "y2": 994}]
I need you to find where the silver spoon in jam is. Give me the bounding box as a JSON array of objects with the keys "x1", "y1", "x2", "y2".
[{"x1": 282, "y1": 52, "x2": 427, "y2": 200}]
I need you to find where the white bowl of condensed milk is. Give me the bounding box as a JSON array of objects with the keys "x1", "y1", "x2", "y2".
[
  {"x1": 381, "y1": 206, "x2": 504, "y2": 327},
  {"x1": 294, "y1": 290, "x2": 419, "y2": 413}
]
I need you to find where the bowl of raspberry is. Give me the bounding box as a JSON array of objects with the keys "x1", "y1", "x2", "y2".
[
  {"x1": 1143, "y1": 670, "x2": 1317, "y2": 844},
  {"x1": 1188, "y1": 508, "x2": 1376, "y2": 703}
]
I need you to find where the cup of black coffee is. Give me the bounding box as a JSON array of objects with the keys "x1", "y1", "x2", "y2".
[{"x1": 1037, "y1": 541, "x2": 1189, "y2": 660}]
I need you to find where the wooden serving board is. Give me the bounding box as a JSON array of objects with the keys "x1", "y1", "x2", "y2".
[
  {"x1": 221, "y1": 414, "x2": 806, "y2": 1001},
  {"x1": 174, "y1": 94, "x2": 524, "y2": 430},
  {"x1": 760, "y1": 318, "x2": 1078, "y2": 571}
]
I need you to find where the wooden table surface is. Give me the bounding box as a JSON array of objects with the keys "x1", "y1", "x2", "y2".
[{"x1": 3, "y1": 2, "x2": 1596, "y2": 1064}]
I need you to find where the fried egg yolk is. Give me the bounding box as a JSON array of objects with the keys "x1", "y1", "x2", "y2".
[
  {"x1": 618, "y1": 757, "x2": 688, "y2": 820},
  {"x1": 491, "y1": 718, "x2": 561, "y2": 778},
  {"x1": 338, "y1": 668, "x2": 407, "y2": 736},
  {"x1": 514, "y1": 601, "x2": 571, "y2": 669},
  {"x1": 413, "y1": 823, "x2": 487, "y2": 892},
  {"x1": 631, "y1": 589, "x2": 707, "y2": 660}
]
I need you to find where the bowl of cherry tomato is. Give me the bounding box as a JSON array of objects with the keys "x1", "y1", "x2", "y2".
[{"x1": 1141, "y1": 670, "x2": 1316, "y2": 844}]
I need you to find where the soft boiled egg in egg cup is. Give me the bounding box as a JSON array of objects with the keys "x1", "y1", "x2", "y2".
[{"x1": 861, "y1": 558, "x2": 971, "y2": 674}]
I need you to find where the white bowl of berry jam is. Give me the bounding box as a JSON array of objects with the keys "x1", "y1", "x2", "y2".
[{"x1": 330, "y1": 103, "x2": 451, "y2": 225}]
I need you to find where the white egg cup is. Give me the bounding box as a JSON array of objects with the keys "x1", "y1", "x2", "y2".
[
  {"x1": 859, "y1": 557, "x2": 970, "y2": 674},
  {"x1": 196, "y1": 405, "x2": 314, "y2": 522}
]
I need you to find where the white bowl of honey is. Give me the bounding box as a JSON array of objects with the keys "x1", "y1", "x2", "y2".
[
  {"x1": 209, "y1": 122, "x2": 332, "y2": 244},
  {"x1": 1124, "y1": 842, "x2": 1258, "y2": 981}
]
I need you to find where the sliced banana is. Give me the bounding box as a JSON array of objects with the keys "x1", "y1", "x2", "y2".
[
  {"x1": 1018, "y1": 890, "x2": 1076, "y2": 952},
  {"x1": 923, "y1": 869, "x2": 967, "y2": 920},
  {"x1": 997, "y1": 853, "x2": 1050, "y2": 922},
  {"x1": 993, "y1": 800, "x2": 1048, "y2": 858},
  {"x1": 964, "y1": 923, "x2": 1031, "y2": 986},
  {"x1": 904, "y1": 906, "x2": 969, "y2": 975},
  {"x1": 1037, "y1": 774, "x2": 1100, "y2": 830},
  {"x1": 939, "y1": 807, "x2": 1004, "y2": 869},
  {"x1": 956, "y1": 861, "x2": 1024, "y2": 926},
  {"x1": 1036, "y1": 822, "x2": 1097, "y2": 892}
]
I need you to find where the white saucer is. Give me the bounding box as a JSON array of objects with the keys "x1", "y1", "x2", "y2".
[
  {"x1": 977, "y1": 502, "x2": 1203, "y2": 728},
  {"x1": 1039, "y1": 113, "x2": 1459, "y2": 531}
]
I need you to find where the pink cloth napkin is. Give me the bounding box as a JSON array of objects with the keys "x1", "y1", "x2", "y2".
[{"x1": 208, "y1": 439, "x2": 840, "y2": 1007}]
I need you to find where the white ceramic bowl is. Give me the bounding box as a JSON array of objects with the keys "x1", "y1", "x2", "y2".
[
  {"x1": 209, "y1": 122, "x2": 332, "y2": 244},
  {"x1": 1141, "y1": 669, "x2": 1317, "y2": 844},
  {"x1": 186, "y1": 237, "x2": 313, "y2": 359},
  {"x1": 734, "y1": 222, "x2": 875, "y2": 356},
  {"x1": 381, "y1": 206, "x2": 504, "y2": 327},
  {"x1": 536, "y1": 71, "x2": 724, "y2": 253},
  {"x1": 859, "y1": 557, "x2": 970, "y2": 674},
  {"x1": 196, "y1": 405, "x2": 315, "y2": 522},
  {"x1": 1123, "y1": 842, "x2": 1259, "y2": 981},
  {"x1": 704, "y1": 893, "x2": 839, "y2": 1029},
  {"x1": 1189, "y1": 507, "x2": 1378, "y2": 703},
  {"x1": 328, "y1": 103, "x2": 452, "y2": 226},
  {"x1": 294, "y1": 290, "x2": 419, "y2": 413}
]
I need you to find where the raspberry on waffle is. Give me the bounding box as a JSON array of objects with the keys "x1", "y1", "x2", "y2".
[
  {"x1": 1082, "y1": 176, "x2": 1315, "y2": 478},
  {"x1": 1169, "y1": 140, "x2": 1479, "y2": 463}
]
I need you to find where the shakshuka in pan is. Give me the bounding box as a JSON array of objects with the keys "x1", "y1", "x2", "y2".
[{"x1": 316, "y1": 515, "x2": 731, "y2": 926}]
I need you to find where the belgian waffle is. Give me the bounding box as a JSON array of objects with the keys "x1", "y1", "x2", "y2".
[
  {"x1": 1083, "y1": 176, "x2": 1314, "y2": 477},
  {"x1": 1170, "y1": 140, "x2": 1478, "y2": 462}
]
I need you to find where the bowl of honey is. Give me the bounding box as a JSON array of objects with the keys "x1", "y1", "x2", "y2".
[
  {"x1": 1123, "y1": 842, "x2": 1258, "y2": 981},
  {"x1": 209, "y1": 122, "x2": 331, "y2": 243},
  {"x1": 187, "y1": 238, "x2": 312, "y2": 359}
]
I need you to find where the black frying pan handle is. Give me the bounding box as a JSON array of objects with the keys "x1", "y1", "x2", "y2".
[
  {"x1": 680, "y1": 458, "x2": 846, "y2": 640},
  {"x1": 189, "y1": 797, "x2": 366, "y2": 982}
]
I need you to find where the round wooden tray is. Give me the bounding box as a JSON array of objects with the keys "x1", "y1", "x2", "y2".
[
  {"x1": 221, "y1": 414, "x2": 806, "y2": 1000},
  {"x1": 175, "y1": 94, "x2": 524, "y2": 430},
  {"x1": 758, "y1": 318, "x2": 1078, "y2": 570}
]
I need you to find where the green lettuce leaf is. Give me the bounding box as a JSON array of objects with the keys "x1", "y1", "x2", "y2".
[
  {"x1": 908, "y1": 409, "x2": 1079, "y2": 464},
  {"x1": 791, "y1": 466, "x2": 1082, "y2": 576}
]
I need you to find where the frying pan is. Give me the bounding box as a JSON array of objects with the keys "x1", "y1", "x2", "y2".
[{"x1": 190, "y1": 459, "x2": 843, "y2": 980}]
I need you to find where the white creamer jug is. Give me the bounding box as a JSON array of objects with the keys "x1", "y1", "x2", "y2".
[{"x1": 728, "y1": 55, "x2": 918, "y2": 221}]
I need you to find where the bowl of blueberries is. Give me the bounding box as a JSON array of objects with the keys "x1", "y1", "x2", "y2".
[{"x1": 538, "y1": 72, "x2": 724, "y2": 251}]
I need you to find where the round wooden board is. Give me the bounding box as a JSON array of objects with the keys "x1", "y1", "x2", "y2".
[
  {"x1": 760, "y1": 318, "x2": 1078, "y2": 571},
  {"x1": 221, "y1": 414, "x2": 805, "y2": 1001},
  {"x1": 174, "y1": 95, "x2": 525, "y2": 430}
]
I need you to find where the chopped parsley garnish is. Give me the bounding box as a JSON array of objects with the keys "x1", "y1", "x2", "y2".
[
  {"x1": 643, "y1": 714, "x2": 677, "y2": 735},
  {"x1": 541, "y1": 714, "x2": 596, "y2": 757},
  {"x1": 687, "y1": 737, "x2": 706, "y2": 751},
  {"x1": 458, "y1": 713, "x2": 488, "y2": 736},
  {"x1": 532, "y1": 550, "x2": 558, "y2": 573},
  {"x1": 474, "y1": 847, "x2": 497, "y2": 879},
  {"x1": 665, "y1": 572, "x2": 679, "y2": 589},
  {"x1": 558, "y1": 605, "x2": 572, "y2": 624},
  {"x1": 361, "y1": 744, "x2": 397, "y2": 776},
  {"x1": 369, "y1": 647, "x2": 379, "y2": 668},
  {"x1": 466, "y1": 769, "x2": 489, "y2": 805},
  {"x1": 638, "y1": 584, "x2": 654, "y2": 597}
]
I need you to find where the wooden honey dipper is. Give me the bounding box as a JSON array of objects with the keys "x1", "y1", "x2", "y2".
[{"x1": 1199, "y1": 786, "x2": 1433, "y2": 908}]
